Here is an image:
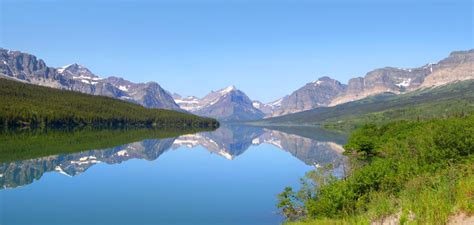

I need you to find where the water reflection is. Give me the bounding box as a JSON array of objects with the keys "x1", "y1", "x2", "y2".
[{"x1": 0, "y1": 125, "x2": 347, "y2": 189}]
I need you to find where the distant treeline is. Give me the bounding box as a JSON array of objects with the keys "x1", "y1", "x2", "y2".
[{"x1": 0, "y1": 78, "x2": 219, "y2": 129}]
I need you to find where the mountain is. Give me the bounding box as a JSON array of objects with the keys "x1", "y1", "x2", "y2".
[
  {"x1": 419, "y1": 50, "x2": 474, "y2": 88},
  {"x1": 257, "y1": 79, "x2": 474, "y2": 127},
  {"x1": 0, "y1": 49, "x2": 66, "y2": 88},
  {"x1": 257, "y1": 49, "x2": 473, "y2": 117},
  {"x1": 251, "y1": 101, "x2": 271, "y2": 114},
  {"x1": 329, "y1": 49, "x2": 474, "y2": 106},
  {"x1": 173, "y1": 94, "x2": 201, "y2": 111},
  {"x1": 174, "y1": 86, "x2": 265, "y2": 121},
  {"x1": 271, "y1": 76, "x2": 347, "y2": 116},
  {"x1": 0, "y1": 48, "x2": 181, "y2": 111},
  {"x1": 3, "y1": 48, "x2": 471, "y2": 120},
  {"x1": 252, "y1": 97, "x2": 287, "y2": 117},
  {"x1": 103, "y1": 75, "x2": 181, "y2": 110}
]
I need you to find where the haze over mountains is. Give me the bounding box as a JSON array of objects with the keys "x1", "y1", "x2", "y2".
[{"x1": 1, "y1": 48, "x2": 472, "y2": 122}]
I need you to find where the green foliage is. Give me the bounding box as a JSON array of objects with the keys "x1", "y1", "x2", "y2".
[
  {"x1": 278, "y1": 115, "x2": 474, "y2": 224},
  {"x1": 433, "y1": 120, "x2": 474, "y2": 159},
  {"x1": 277, "y1": 187, "x2": 301, "y2": 220},
  {"x1": 0, "y1": 78, "x2": 219, "y2": 129},
  {"x1": 343, "y1": 124, "x2": 379, "y2": 158}
]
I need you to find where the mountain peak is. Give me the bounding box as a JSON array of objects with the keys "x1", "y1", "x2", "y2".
[
  {"x1": 59, "y1": 63, "x2": 85, "y2": 69},
  {"x1": 173, "y1": 85, "x2": 264, "y2": 121},
  {"x1": 57, "y1": 64, "x2": 74, "y2": 73},
  {"x1": 57, "y1": 63, "x2": 93, "y2": 76},
  {"x1": 311, "y1": 76, "x2": 336, "y2": 85},
  {"x1": 220, "y1": 85, "x2": 237, "y2": 94}
]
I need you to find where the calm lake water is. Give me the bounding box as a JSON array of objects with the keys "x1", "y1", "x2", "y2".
[{"x1": 0, "y1": 125, "x2": 347, "y2": 225}]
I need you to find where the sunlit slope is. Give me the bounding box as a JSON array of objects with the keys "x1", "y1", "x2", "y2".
[{"x1": 259, "y1": 80, "x2": 474, "y2": 128}]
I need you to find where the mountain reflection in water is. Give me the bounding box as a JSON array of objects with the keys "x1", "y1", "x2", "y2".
[{"x1": 0, "y1": 125, "x2": 348, "y2": 189}]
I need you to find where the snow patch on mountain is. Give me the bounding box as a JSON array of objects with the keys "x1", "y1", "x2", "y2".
[
  {"x1": 118, "y1": 85, "x2": 129, "y2": 91},
  {"x1": 396, "y1": 78, "x2": 412, "y2": 88},
  {"x1": 220, "y1": 85, "x2": 236, "y2": 94},
  {"x1": 252, "y1": 101, "x2": 262, "y2": 108},
  {"x1": 270, "y1": 98, "x2": 284, "y2": 107},
  {"x1": 57, "y1": 64, "x2": 73, "y2": 73}
]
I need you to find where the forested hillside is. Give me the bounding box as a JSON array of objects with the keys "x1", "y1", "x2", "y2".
[{"x1": 0, "y1": 78, "x2": 219, "y2": 129}]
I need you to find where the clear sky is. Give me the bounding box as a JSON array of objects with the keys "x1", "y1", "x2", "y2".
[{"x1": 1, "y1": 0, "x2": 472, "y2": 102}]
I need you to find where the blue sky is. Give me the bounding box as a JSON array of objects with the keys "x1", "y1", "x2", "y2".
[{"x1": 1, "y1": 0, "x2": 472, "y2": 102}]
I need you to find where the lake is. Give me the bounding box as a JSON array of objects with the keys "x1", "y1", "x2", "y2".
[{"x1": 0, "y1": 125, "x2": 347, "y2": 225}]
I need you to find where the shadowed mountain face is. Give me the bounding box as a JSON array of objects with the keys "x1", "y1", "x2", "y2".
[{"x1": 0, "y1": 125, "x2": 347, "y2": 189}]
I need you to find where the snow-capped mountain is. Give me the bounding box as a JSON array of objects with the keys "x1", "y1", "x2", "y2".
[
  {"x1": 172, "y1": 94, "x2": 201, "y2": 111},
  {"x1": 174, "y1": 86, "x2": 265, "y2": 121},
  {"x1": 252, "y1": 97, "x2": 287, "y2": 116},
  {"x1": 0, "y1": 49, "x2": 181, "y2": 111}
]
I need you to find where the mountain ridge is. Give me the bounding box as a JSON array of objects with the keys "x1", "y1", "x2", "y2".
[
  {"x1": 254, "y1": 49, "x2": 473, "y2": 117},
  {"x1": 0, "y1": 48, "x2": 182, "y2": 111}
]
